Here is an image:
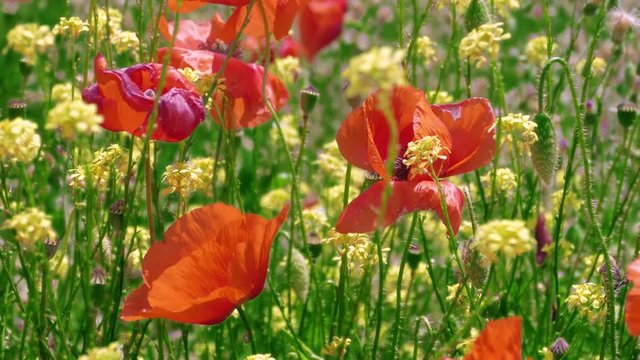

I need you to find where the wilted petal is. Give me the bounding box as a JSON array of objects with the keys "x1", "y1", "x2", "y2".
[{"x1": 335, "y1": 180, "x2": 464, "y2": 234}]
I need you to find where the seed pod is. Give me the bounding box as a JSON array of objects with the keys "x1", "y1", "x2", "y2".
[
  {"x1": 300, "y1": 86, "x2": 319, "y2": 115},
  {"x1": 617, "y1": 102, "x2": 637, "y2": 128},
  {"x1": 465, "y1": 0, "x2": 489, "y2": 32},
  {"x1": 531, "y1": 112, "x2": 558, "y2": 185},
  {"x1": 407, "y1": 243, "x2": 422, "y2": 271}
]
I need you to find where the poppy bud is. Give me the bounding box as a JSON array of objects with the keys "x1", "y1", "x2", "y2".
[
  {"x1": 599, "y1": 256, "x2": 627, "y2": 296},
  {"x1": 7, "y1": 99, "x2": 27, "y2": 119},
  {"x1": 300, "y1": 86, "x2": 319, "y2": 115},
  {"x1": 550, "y1": 337, "x2": 569, "y2": 358},
  {"x1": 617, "y1": 101, "x2": 637, "y2": 128},
  {"x1": 308, "y1": 233, "x2": 323, "y2": 259},
  {"x1": 531, "y1": 113, "x2": 558, "y2": 185},
  {"x1": 407, "y1": 243, "x2": 422, "y2": 271},
  {"x1": 465, "y1": 0, "x2": 488, "y2": 32},
  {"x1": 585, "y1": 100, "x2": 598, "y2": 126}
]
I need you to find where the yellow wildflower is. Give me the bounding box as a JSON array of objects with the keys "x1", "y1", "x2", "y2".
[
  {"x1": 576, "y1": 57, "x2": 607, "y2": 77},
  {"x1": 68, "y1": 144, "x2": 128, "y2": 191},
  {"x1": 566, "y1": 282, "x2": 606, "y2": 322},
  {"x1": 78, "y1": 342, "x2": 121, "y2": 360},
  {"x1": 428, "y1": 90, "x2": 453, "y2": 104},
  {"x1": 51, "y1": 83, "x2": 80, "y2": 102},
  {"x1": 342, "y1": 46, "x2": 407, "y2": 99},
  {"x1": 322, "y1": 336, "x2": 351, "y2": 357},
  {"x1": 325, "y1": 230, "x2": 387, "y2": 272},
  {"x1": 525, "y1": 35, "x2": 556, "y2": 67},
  {"x1": 436, "y1": 0, "x2": 471, "y2": 12},
  {"x1": 459, "y1": 22, "x2": 511, "y2": 67},
  {"x1": 6, "y1": 23, "x2": 54, "y2": 65},
  {"x1": 47, "y1": 100, "x2": 103, "y2": 140},
  {"x1": 162, "y1": 162, "x2": 204, "y2": 198},
  {"x1": 538, "y1": 347, "x2": 553, "y2": 360},
  {"x1": 0, "y1": 118, "x2": 41, "y2": 163},
  {"x1": 472, "y1": 219, "x2": 535, "y2": 263},
  {"x1": 481, "y1": 168, "x2": 517, "y2": 194},
  {"x1": 493, "y1": 0, "x2": 520, "y2": 17},
  {"x1": 110, "y1": 31, "x2": 139, "y2": 54},
  {"x1": 269, "y1": 113, "x2": 300, "y2": 149},
  {"x1": 94, "y1": 7, "x2": 123, "y2": 38},
  {"x1": 3, "y1": 208, "x2": 57, "y2": 248},
  {"x1": 178, "y1": 67, "x2": 215, "y2": 96},
  {"x1": 272, "y1": 56, "x2": 301, "y2": 85},
  {"x1": 245, "y1": 355, "x2": 275, "y2": 360},
  {"x1": 499, "y1": 112, "x2": 538, "y2": 146},
  {"x1": 415, "y1": 36, "x2": 437, "y2": 65},
  {"x1": 52, "y1": 16, "x2": 89, "y2": 37}
]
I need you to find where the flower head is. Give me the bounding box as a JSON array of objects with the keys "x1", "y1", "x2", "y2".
[
  {"x1": 162, "y1": 162, "x2": 205, "y2": 198},
  {"x1": 609, "y1": 6, "x2": 639, "y2": 43},
  {"x1": 3, "y1": 208, "x2": 57, "y2": 249},
  {"x1": 68, "y1": 144, "x2": 128, "y2": 191},
  {"x1": 322, "y1": 336, "x2": 351, "y2": 357},
  {"x1": 577, "y1": 57, "x2": 607, "y2": 77},
  {"x1": 51, "y1": 83, "x2": 80, "y2": 103},
  {"x1": 342, "y1": 46, "x2": 407, "y2": 99},
  {"x1": 459, "y1": 22, "x2": 511, "y2": 67},
  {"x1": 0, "y1": 117, "x2": 41, "y2": 163},
  {"x1": 47, "y1": 100, "x2": 103, "y2": 140},
  {"x1": 94, "y1": 7, "x2": 123, "y2": 38},
  {"x1": 481, "y1": 168, "x2": 517, "y2": 194},
  {"x1": 6, "y1": 23, "x2": 54, "y2": 65},
  {"x1": 78, "y1": 342, "x2": 122, "y2": 360},
  {"x1": 121, "y1": 203, "x2": 288, "y2": 324},
  {"x1": 245, "y1": 355, "x2": 275, "y2": 360},
  {"x1": 499, "y1": 112, "x2": 538, "y2": 147},
  {"x1": 416, "y1": 36, "x2": 438, "y2": 65},
  {"x1": 272, "y1": 56, "x2": 301, "y2": 86},
  {"x1": 52, "y1": 16, "x2": 89, "y2": 37},
  {"x1": 566, "y1": 283, "x2": 606, "y2": 322},
  {"x1": 472, "y1": 219, "x2": 535, "y2": 263},
  {"x1": 110, "y1": 31, "x2": 139, "y2": 54},
  {"x1": 525, "y1": 35, "x2": 556, "y2": 67}
]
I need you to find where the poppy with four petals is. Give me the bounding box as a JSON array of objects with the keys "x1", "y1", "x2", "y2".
[
  {"x1": 625, "y1": 258, "x2": 640, "y2": 336},
  {"x1": 121, "y1": 203, "x2": 289, "y2": 324},
  {"x1": 82, "y1": 54, "x2": 206, "y2": 142},
  {"x1": 335, "y1": 86, "x2": 496, "y2": 234}
]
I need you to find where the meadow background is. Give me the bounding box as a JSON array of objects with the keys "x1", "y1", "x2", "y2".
[{"x1": 1, "y1": 0, "x2": 640, "y2": 359}]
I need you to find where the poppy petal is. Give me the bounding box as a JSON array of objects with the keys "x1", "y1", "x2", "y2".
[
  {"x1": 159, "y1": 15, "x2": 224, "y2": 50},
  {"x1": 626, "y1": 258, "x2": 640, "y2": 336},
  {"x1": 464, "y1": 317, "x2": 522, "y2": 360},
  {"x1": 299, "y1": 0, "x2": 347, "y2": 60},
  {"x1": 430, "y1": 98, "x2": 496, "y2": 177},
  {"x1": 335, "y1": 180, "x2": 464, "y2": 234},
  {"x1": 121, "y1": 204, "x2": 288, "y2": 325}
]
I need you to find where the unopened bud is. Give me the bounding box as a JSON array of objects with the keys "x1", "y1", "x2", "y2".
[
  {"x1": 7, "y1": 99, "x2": 27, "y2": 119},
  {"x1": 617, "y1": 101, "x2": 637, "y2": 128},
  {"x1": 407, "y1": 243, "x2": 422, "y2": 271},
  {"x1": 300, "y1": 86, "x2": 319, "y2": 115},
  {"x1": 531, "y1": 113, "x2": 558, "y2": 184},
  {"x1": 550, "y1": 337, "x2": 569, "y2": 358},
  {"x1": 465, "y1": 0, "x2": 489, "y2": 31}
]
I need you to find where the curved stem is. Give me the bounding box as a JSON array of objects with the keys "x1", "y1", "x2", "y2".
[{"x1": 237, "y1": 306, "x2": 257, "y2": 354}]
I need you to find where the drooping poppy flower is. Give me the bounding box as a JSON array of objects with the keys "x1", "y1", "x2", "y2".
[
  {"x1": 170, "y1": 0, "x2": 306, "y2": 41},
  {"x1": 298, "y1": 0, "x2": 347, "y2": 60},
  {"x1": 158, "y1": 47, "x2": 288, "y2": 129},
  {"x1": 335, "y1": 86, "x2": 496, "y2": 234},
  {"x1": 121, "y1": 203, "x2": 289, "y2": 324},
  {"x1": 625, "y1": 258, "x2": 640, "y2": 335},
  {"x1": 82, "y1": 54, "x2": 206, "y2": 142},
  {"x1": 464, "y1": 317, "x2": 522, "y2": 360}
]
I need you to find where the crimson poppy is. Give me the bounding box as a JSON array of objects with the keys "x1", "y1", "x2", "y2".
[
  {"x1": 335, "y1": 86, "x2": 496, "y2": 234},
  {"x1": 625, "y1": 258, "x2": 640, "y2": 335},
  {"x1": 121, "y1": 203, "x2": 289, "y2": 324},
  {"x1": 170, "y1": 0, "x2": 306, "y2": 41},
  {"x1": 82, "y1": 54, "x2": 206, "y2": 142},
  {"x1": 298, "y1": 0, "x2": 347, "y2": 60},
  {"x1": 464, "y1": 317, "x2": 522, "y2": 360}
]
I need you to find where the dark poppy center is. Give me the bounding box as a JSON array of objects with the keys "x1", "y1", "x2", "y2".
[{"x1": 392, "y1": 145, "x2": 409, "y2": 181}]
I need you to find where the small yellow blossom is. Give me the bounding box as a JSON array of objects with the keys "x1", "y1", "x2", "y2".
[
  {"x1": 325, "y1": 230, "x2": 387, "y2": 272},
  {"x1": 272, "y1": 56, "x2": 300, "y2": 85},
  {"x1": 481, "y1": 168, "x2": 517, "y2": 194},
  {"x1": 47, "y1": 100, "x2": 103, "y2": 140},
  {"x1": 566, "y1": 282, "x2": 606, "y2": 322},
  {"x1": 94, "y1": 7, "x2": 123, "y2": 38},
  {"x1": 260, "y1": 188, "x2": 290, "y2": 211},
  {"x1": 525, "y1": 35, "x2": 556, "y2": 67},
  {"x1": 538, "y1": 347, "x2": 553, "y2": 360},
  {"x1": 322, "y1": 336, "x2": 351, "y2": 357},
  {"x1": 6, "y1": 23, "x2": 54, "y2": 65},
  {"x1": 49, "y1": 254, "x2": 69, "y2": 279},
  {"x1": 68, "y1": 144, "x2": 128, "y2": 191},
  {"x1": 428, "y1": 90, "x2": 453, "y2": 104},
  {"x1": 245, "y1": 355, "x2": 275, "y2": 360},
  {"x1": 403, "y1": 136, "x2": 450, "y2": 178},
  {"x1": 162, "y1": 162, "x2": 204, "y2": 198},
  {"x1": 436, "y1": 0, "x2": 471, "y2": 12},
  {"x1": 472, "y1": 219, "x2": 535, "y2": 263},
  {"x1": 52, "y1": 16, "x2": 89, "y2": 37},
  {"x1": 551, "y1": 189, "x2": 582, "y2": 214},
  {"x1": 499, "y1": 112, "x2": 538, "y2": 147},
  {"x1": 576, "y1": 57, "x2": 607, "y2": 77},
  {"x1": 78, "y1": 342, "x2": 121, "y2": 360},
  {"x1": 302, "y1": 206, "x2": 328, "y2": 236},
  {"x1": 110, "y1": 31, "x2": 139, "y2": 54},
  {"x1": 51, "y1": 83, "x2": 80, "y2": 102},
  {"x1": 189, "y1": 157, "x2": 225, "y2": 193},
  {"x1": 459, "y1": 22, "x2": 511, "y2": 67},
  {"x1": 0, "y1": 118, "x2": 41, "y2": 163},
  {"x1": 493, "y1": 0, "x2": 520, "y2": 17},
  {"x1": 3, "y1": 208, "x2": 57, "y2": 248},
  {"x1": 125, "y1": 226, "x2": 151, "y2": 252},
  {"x1": 415, "y1": 36, "x2": 437, "y2": 65},
  {"x1": 178, "y1": 67, "x2": 215, "y2": 96},
  {"x1": 269, "y1": 114, "x2": 300, "y2": 149},
  {"x1": 342, "y1": 46, "x2": 407, "y2": 99}
]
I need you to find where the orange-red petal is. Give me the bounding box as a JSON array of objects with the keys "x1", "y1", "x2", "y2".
[
  {"x1": 121, "y1": 203, "x2": 288, "y2": 325},
  {"x1": 465, "y1": 317, "x2": 522, "y2": 360},
  {"x1": 167, "y1": 0, "x2": 250, "y2": 13},
  {"x1": 159, "y1": 14, "x2": 225, "y2": 50},
  {"x1": 335, "y1": 180, "x2": 464, "y2": 234},
  {"x1": 299, "y1": 0, "x2": 347, "y2": 60},
  {"x1": 626, "y1": 258, "x2": 640, "y2": 336},
  {"x1": 431, "y1": 98, "x2": 496, "y2": 177}
]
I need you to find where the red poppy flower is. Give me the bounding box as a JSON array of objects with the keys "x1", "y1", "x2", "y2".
[
  {"x1": 159, "y1": 14, "x2": 226, "y2": 50},
  {"x1": 82, "y1": 54, "x2": 206, "y2": 142},
  {"x1": 464, "y1": 317, "x2": 522, "y2": 360},
  {"x1": 121, "y1": 203, "x2": 289, "y2": 324},
  {"x1": 159, "y1": 47, "x2": 288, "y2": 129},
  {"x1": 625, "y1": 258, "x2": 640, "y2": 335},
  {"x1": 170, "y1": 0, "x2": 306, "y2": 41},
  {"x1": 299, "y1": 0, "x2": 347, "y2": 60},
  {"x1": 335, "y1": 86, "x2": 496, "y2": 234}
]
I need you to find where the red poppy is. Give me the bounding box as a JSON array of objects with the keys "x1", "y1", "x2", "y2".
[
  {"x1": 158, "y1": 14, "x2": 226, "y2": 50},
  {"x1": 170, "y1": 0, "x2": 306, "y2": 41},
  {"x1": 335, "y1": 86, "x2": 496, "y2": 234},
  {"x1": 121, "y1": 203, "x2": 289, "y2": 324},
  {"x1": 158, "y1": 47, "x2": 288, "y2": 129},
  {"x1": 298, "y1": 0, "x2": 347, "y2": 60},
  {"x1": 82, "y1": 54, "x2": 206, "y2": 142},
  {"x1": 625, "y1": 258, "x2": 640, "y2": 335},
  {"x1": 464, "y1": 317, "x2": 522, "y2": 360}
]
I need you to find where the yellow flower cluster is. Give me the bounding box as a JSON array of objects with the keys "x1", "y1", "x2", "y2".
[
  {"x1": 0, "y1": 118, "x2": 41, "y2": 163},
  {"x1": 322, "y1": 336, "x2": 351, "y2": 357},
  {"x1": 6, "y1": 23, "x2": 54, "y2": 65},
  {"x1": 551, "y1": 189, "x2": 582, "y2": 215},
  {"x1": 178, "y1": 67, "x2": 215, "y2": 96},
  {"x1": 459, "y1": 22, "x2": 511, "y2": 67},
  {"x1": 46, "y1": 100, "x2": 103, "y2": 140},
  {"x1": 190, "y1": 157, "x2": 224, "y2": 193},
  {"x1": 52, "y1": 16, "x2": 89, "y2": 37},
  {"x1": 403, "y1": 136, "x2": 450, "y2": 178},
  {"x1": 260, "y1": 188, "x2": 290, "y2": 211},
  {"x1": 68, "y1": 144, "x2": 128, "y2": 191},
  {"x1": 525, "y1": 35, "x2": 556, "y2": 67},
  {"x1": 162, "y1": 162, "x2": 206, "y2": 198},
  {"x1": 576, "y1": 57, "x2": 607, "y2": 77},
  {"x1": 51, "y1": 83, "x2": 80, "y2": 102},
  {"x1": 481, "y1": 168, "x2": 517, "y2": 194},
  {"x1": 110, "y1": 31, "x2": 139, "y2": 54},
  {"x1": 315, "y1": 141, "x2": 346, "y2": 178},
  {"x1": 416, "y1": 36, "x2": 437, "y2": 65},
  {"x1": 325, "y1": 230, "x2": 387, "y2": 271},
  {"x1": 428, "y1": 90, "x2": 453, "y2": 104},
  {"x1": 493, "y1": 0, "x2": 520, "y2": 17},
  {"x1": 566, "y1": 283, "x2": 606, "y2": 322},
  {"x1": 499, "y1": 112, "x2": 538, "y2": 146},
  {"x1": 342, "y1": 46, "x2": 407, "y2": 99},
  {"x1": 273, "y1": 56, "x2": 301, "y2": 85},
  {"x1": 245, "y1": 355, "x2": 275, "y2": 360},
  {"x1": 302, "y1": 206, "x2": 328, "y2": 237},
  {"x1": 78, "y1": 342, "x2": 121, "y2": 360},
  {"x1": 472, "y1": 219, "x2": 535, "y2": 263},
  {"x1": 436, "y1": 0, "x2": 471, "y2": 11},
  {"x1": 269, "y1": 114, "x2": 300, "y2": 149},
  {"x1": 3, "y1": 208, "x2": 57, "y2": 249},
  {"x1": 95, "y1": 7, "x2": 123, "y2": 38}
]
